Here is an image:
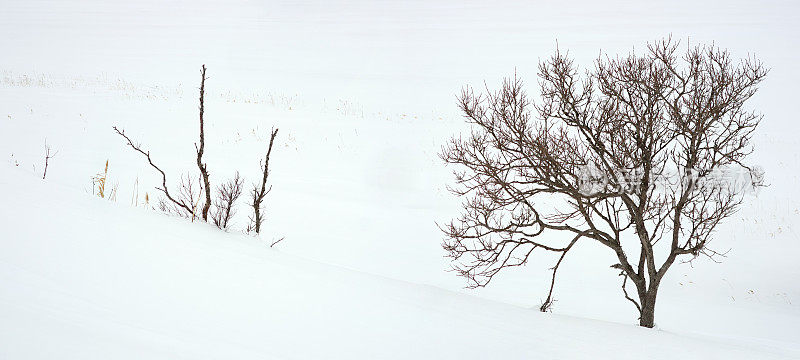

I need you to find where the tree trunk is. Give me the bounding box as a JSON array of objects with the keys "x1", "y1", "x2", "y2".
[
  {"x1": 638, "y1": 287, "x2": 658, "y2": 328},
  {"x1": 253, "y1": 204, "x2": 262, "y2": 233},
  {"x1": 197, "y1": 64, "x2": 211, "y2": 222}
]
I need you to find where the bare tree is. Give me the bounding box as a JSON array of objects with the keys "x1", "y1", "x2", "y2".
[
  {"x1": 42, "y1": 139, "x2": 57, "y2": 180},
  {"x1": 114, "y1": 64, "x2": 215, "y2": 222},
  {"x1": 249, "y1": 128, "x2": 279, "y2": 234},
  {"x1": 440, "y1": 38, "x2": 767, "y2": 328},
  {"x1": 212, "y1": 171, "x2": 244, "y2": 229},
  {"x1": 196, "y1": 64, "x2": 212, "y2": 222}
]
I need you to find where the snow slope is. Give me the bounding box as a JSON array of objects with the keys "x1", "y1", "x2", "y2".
[
  {"x1": 1, "y1": 0, "x2": 800, "y2": 357},
  {"x1": 0, "y1": 165, "x2": 795, "y2": 359}
]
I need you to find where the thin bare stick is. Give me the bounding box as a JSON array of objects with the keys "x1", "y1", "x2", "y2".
[
  {"x1": 113, "y1": 126, "x2": 194, "y2": 216},
  {"x1": 42, "y1": 139, "x2": 57, "y2": 180},
  {"x1": 250, "y1": 127, "x2": 279, "y2": 234},
  {"x1": 270, "y1": 236, "x2": 285, "y2": 248}
]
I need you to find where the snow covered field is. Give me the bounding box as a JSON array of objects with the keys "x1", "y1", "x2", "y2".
[
  {"x1": 1, "y1": 0, "x2": 799, "y2": 358},
  {"x1": 1, "y1": 166, "x2": 795, "y2": 359}
]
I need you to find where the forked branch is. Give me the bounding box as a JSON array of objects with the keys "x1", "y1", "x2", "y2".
[{"x1": 250, "y1": 127, "x2": 279, "y2": 234}]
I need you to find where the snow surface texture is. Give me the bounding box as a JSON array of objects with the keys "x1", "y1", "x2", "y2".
[{"x1": 1, "y1": 0, "x2": 799, "y2": 358}]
